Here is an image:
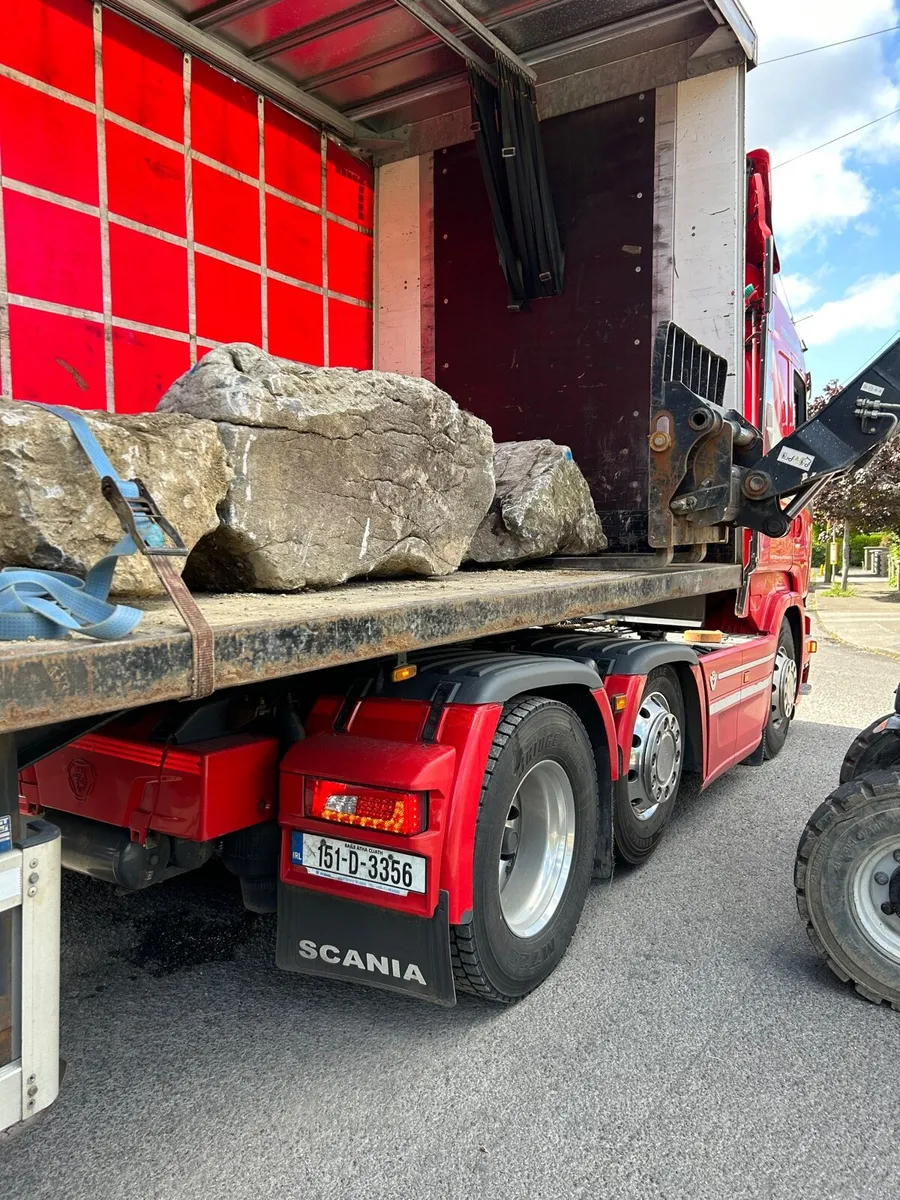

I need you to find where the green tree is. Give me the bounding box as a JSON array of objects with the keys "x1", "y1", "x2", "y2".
[{"x1": 810, "y1": 381, "x2": 900, "y2": 589}]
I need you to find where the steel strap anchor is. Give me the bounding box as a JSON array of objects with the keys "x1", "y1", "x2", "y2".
[{"x1": 100, "y1": 475, "x2": 215, "y2": 700}]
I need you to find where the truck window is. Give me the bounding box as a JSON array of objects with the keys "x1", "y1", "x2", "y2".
[{"x1": 793, "y1": 370, "x2": 808, "y2": 428}]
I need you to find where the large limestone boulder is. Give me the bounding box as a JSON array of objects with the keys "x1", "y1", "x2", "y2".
[
  {"x1": 158, "y1": 344, "x2": 495, "y2": 591},
  {"x1": 0, "y1": 401, "x2": 231, "y2": 596},
  {"x1": 468, "y1": 440, "x2": 607, "y2": 564}
]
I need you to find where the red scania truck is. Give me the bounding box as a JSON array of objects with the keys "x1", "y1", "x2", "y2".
[{"x1": 5, "y1": 0, "x2": 881, "y2": 1126}]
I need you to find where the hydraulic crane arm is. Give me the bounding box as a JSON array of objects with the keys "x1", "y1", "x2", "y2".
[
  {"x1": 648, "y1": 326, "x2": 900, "y2": 544},
  {"x1": 734, "y1": 333, "x2": 900, "y2": 538}
]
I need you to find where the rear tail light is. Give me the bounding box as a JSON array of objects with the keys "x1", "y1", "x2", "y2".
[{"x1": 304, "y1": 779, "x2": 426, "y2": 835}]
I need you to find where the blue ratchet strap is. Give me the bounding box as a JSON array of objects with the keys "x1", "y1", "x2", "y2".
[{"x1": 0, "y1": 404, "x2": 169, "y2": 642}]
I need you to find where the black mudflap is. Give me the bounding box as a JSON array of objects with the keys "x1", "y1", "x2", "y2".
[{"x1": 276, "y1": 885, "x2": 456, "y2": 1006}]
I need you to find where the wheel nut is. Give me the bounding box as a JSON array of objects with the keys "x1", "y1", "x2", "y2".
[
  {"x1": 743, "y1": 471, "x2": 770, "y2": 497},
  {"x1": 875, "y1": 871, "x2": 890, "y2": 885},
  {"x1": 882, "y1": 902, "x2": 894, "y2": 915},
  {"x1": 501, "y1": 829, "x2": 519, "y2": 856}
]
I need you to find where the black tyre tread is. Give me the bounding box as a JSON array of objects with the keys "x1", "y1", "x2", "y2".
[
  {"x1": 761, "y1": 620, "x2": 796, "y2": 761},
  {"x1": 449, "y1": 696, "x2": 595, "y2": 1003},
  {"x1": 614, "y1": 666, "x2": 684, "y2": 866},
  {"x1": 839, "y1": 714, "x2": 900, "y2": 785},
  {"x1": 795, "y1": 769, "x2": 900, "y2": 1009}
]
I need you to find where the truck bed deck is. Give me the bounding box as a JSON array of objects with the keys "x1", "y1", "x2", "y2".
[{"x1": 0, "y1": 563, "x2": 741, "y2": 734}]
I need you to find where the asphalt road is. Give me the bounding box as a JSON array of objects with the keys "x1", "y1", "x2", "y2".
[{"x1": 4, "y1": 632, "x2": 900, "y2": 1200}]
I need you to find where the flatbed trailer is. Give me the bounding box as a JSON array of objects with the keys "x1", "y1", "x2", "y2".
[
  {"x1": 0, "y1": 0, "x2": 827, "y2": 1128},
  {"x1": 0, "y1": 564, "x2": 739, "y2": 733}
]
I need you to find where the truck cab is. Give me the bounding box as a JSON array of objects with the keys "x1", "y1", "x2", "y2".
[{"x1": 744, "y1": 147, "x2": 812, "y2": 624}]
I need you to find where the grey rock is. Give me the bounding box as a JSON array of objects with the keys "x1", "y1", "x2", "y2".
[
  {"x1": 468, "y1": 439, "x2": 607, "y2": 563},
  {"x1": 160, "y1": 344, "x2": 495, "y2": 591},
  {"x1": 0, "y1": 400, "x2": 231, "y2": 596}
]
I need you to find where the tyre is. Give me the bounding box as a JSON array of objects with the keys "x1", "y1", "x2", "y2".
[
  {"x1": 615, "y1": 666, "x2": 685, "y2": 865},
  {"x1": 795, "y1": 769, "x2": 900, "y2": 1008},
  {"x1": 450, "y1": 696, "x2": 599, "y2": 1003},
  {"x1": 839, "y1": 714, "x2": 900, "y2": 785},
  {"x1": 761, "y1": 620, "x2": 797, "y2": 761}
]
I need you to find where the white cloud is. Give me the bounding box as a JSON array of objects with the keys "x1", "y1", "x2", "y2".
[
  {"x1": 750, "y1": 0, "x2": 896, "y2": 44},
  {"x1": 769, "y1": 146, "x2": 871, "y2": 241},
  {"x1": 797, "y1": 273, "x2": 900, "y2": 344},
  {"x1": 778, "y1": 272, "x2": 819, "y2": 309},
  {"x1": 744, "y1": 0, "x2": 900, "y2": 247}
]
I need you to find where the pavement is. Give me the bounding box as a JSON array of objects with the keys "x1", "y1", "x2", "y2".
[
  {"x1": 4, "y1": 636, "x2": 900, "y2": 1200},
  {"x1": 813, "y1": 570, "x2": 900, "y2": 658}
]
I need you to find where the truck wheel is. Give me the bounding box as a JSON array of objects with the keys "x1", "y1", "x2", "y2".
[
  {"x1": 615, "y1": 666, "x2": 685, "y2": 865},
  {"x1": 839, "y1": 714, "x2": 900, "y2": 784},
  {"x1": 761, "y1": 621, "x2": 797, "y2": 760},
  {"x1": 450, "y1": 696, "x2": 599, "y2": 1003},
  {"x1": 795, "y1": 770, "x2": 900, "y2": 1008}
]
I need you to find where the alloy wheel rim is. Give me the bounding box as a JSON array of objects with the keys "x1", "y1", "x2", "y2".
[
  {"x1": 628, "y1": 691, "x2": 683, "y2": 822},
  {"x1": 498, "y1": 759, "x2": 576, "y2": 938},
  {"x1": 850, "y1": 840, "x2": 900, "y2": 964}
]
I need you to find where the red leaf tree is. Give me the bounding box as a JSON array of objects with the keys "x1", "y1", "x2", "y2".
[{"x1": 809, "y1": 381, "x2": 900, "y2": 586}]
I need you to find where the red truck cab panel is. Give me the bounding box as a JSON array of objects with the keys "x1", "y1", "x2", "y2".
[{"x1": 279, "y1": 695, "x2": 505, "y2": 925}]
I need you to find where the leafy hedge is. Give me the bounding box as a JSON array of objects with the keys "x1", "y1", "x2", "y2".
[
  {"x1": 810, "y1": 527, "x2": 890, "y2": 569},
  {"x1": 850, "y1": 532, "x2": 890, "y2": 567}
]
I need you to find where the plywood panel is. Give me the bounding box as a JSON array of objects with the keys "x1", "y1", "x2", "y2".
[
  {"x1": 8, "y1": 307, "x2": 105, "y2": 408},
  {"x1": 266, "y1": 193, "x2": 322, "y2": 285},
  {"x1": 0, "y1": 0, "x2": 94, "y2": 101},
  {"x1": 4, "y1": 191, "x2": 102, "y2": 312},
  {"x1": 0, "y1": 77, "x2": 98, "y2": 205},
  {"x1": 329, "y1": 299, "x2": 373, "y2": 369},
  {"x1": 195, "y1": 253, "x2": 262, "y2": 346},
  {"x1": 268, "y1": 280, "x2": 325, "y2": 365},
  {"x1": 0, "y1": 1, "x2": 373, "y2": 412},
  {"x1": 112, "y1": 328, "x2": 191, "y2": 413},
  {"x1": 327, "y1": 220, "x2": 373, "y2": 302},
  {"x1": 105, "y1": 121, "x2": 186, "y2": 238},
  {"x1": 434, "y1": 92, "x2": 655, "y2": 541},
  {"x1": 264, "y1": 102, "x2": 321, "y2": 207},
  {"x1": 192, "y1": 161, "x2": 261, "y2": 263},
  {"x1": 190, "y1": 59, "x2": 258, "y2": 178},
  {"x1": 327, "y1": 141, "x2": 374, "y2": 228},
  {"x1": 109, "y1": 224, "x2": 189, "y2": 331},
  {"x1": 102, "y1": 11, "x2": 184, "y2": 142}
]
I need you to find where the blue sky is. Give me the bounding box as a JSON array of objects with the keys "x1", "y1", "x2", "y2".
[{"x1": 744, "y1": 0, "x2": 900, "y2": 396}]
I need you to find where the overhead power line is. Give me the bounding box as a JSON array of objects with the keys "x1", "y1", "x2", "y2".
[
  {"x1": 758, "y1": 22, "x2": 900, "y2": 65},
  {"x1": 773, "y1": 107, "x2": 900, "y2": 168}
]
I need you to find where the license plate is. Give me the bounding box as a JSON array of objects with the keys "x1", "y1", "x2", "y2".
[{"x1": 292, "y1": 832, "x2": 426, "y2": 896}]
